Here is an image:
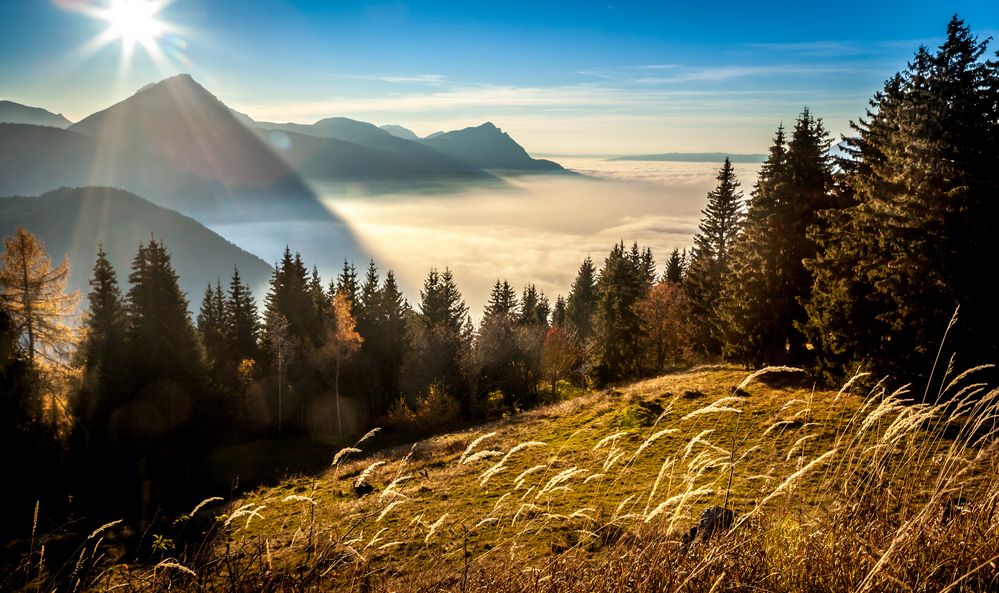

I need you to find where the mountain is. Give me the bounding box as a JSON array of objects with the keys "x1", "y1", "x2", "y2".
[
  {"x1": 379, "y1": 124, "x2": 420, "y2": 141},
  {"x1": 0, "y1": 186, "x2": 273, "y2": 306},
  {"x1": 608, "y1": 152, "x2": 767, "y2": 163},
  {"x1": 254, "y1": 127, "x2": 499, "y2": 183},
  {"x1": 67, "y1": 74, "x2": 327, "y2": 220},
  {"x1": 240, "y1": 114, "x2": 494, "y2": 181},
  {"x1": 0, "y1": 123, "x2": 222, "y2": 209},
  {"x1": 419, "y1": 122, "x2": 564, "y2": 172},
  {"x1": 0, "y1": 100, "x2": 72, "y2": 128}
]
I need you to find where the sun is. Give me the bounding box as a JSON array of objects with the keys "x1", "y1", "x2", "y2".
[{"x1": 97, "y1": 0, "x2": 167, "y2": 49}]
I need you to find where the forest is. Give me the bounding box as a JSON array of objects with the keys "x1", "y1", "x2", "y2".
[{"x1": 1, "y1": 15, "x2": 998, "y2": 591}]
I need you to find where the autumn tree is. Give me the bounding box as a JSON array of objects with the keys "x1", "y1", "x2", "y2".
[
  {"x1": 0, "y1": 228, "x2": 79, "y2": 366},
  {"x1": 325, "y1": 291, "x2": 362, "y2": 434},
  {"x1": 540, "y1": 326, "x2": 580, "y2": 398},
  {"x1": 637, "y1": 280, "x2": 691, "y2": 371}
]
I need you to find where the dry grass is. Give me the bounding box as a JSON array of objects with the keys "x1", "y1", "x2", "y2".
[{"x1": 16, "y1": 365, "x2": 999, "y2": 592}]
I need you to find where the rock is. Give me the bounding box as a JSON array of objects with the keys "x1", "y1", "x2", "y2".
[
  {"x1": 353, "y1": 482, "x2": 375, "y2": 497},
  {"x1": 682, "y1": 506, "x2": 734, "y2": 546},
  {"x1": 682, "y1": 390, "x2": 705, "y2": 400}
]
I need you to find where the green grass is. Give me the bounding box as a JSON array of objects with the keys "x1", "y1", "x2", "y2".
[{"x1": 54, "y1": 364, "x2": 999, "y2": 592}]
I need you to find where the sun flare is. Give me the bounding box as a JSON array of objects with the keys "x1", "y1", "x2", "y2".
[{"x1": 98, "y1": 0, "x2": 166, "y2": 48}]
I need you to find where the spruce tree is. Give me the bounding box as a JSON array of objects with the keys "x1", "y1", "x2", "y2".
[
  {"x1": 197, "y1": 279, "x2": 228, "y2": 374},
  {"x1": 717, "y1": 110, "x2": 835, "y2": 366},
  {"x1": 225, "y1": 265, "x2": 260, "y2": 364},
  {"x1": 484, "y1": 280, "x2": 518, "y2": 318},
  {"x1": 565, "y1": 256, "x2": 598, "y2": 341},
  {"x1": 76, "y1": 245, "x2": 127, "y2": 443},
  {"x1": 683, "y1": 158, "x2": 744, "y2": 354},
  {"x1": 551, "y1": 295, "x2": 567, "y2": 328},
  {"x1": 805, "y1": 17, "x2": 999, "y2": 384},
  {"x1": 664, "y1": 248, "x2": 686, "y2": 284},
  {"x1": 592, "y1": 242, "x2": 646, "y2": 383}
]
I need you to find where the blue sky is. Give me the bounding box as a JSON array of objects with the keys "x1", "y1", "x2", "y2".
[{"x1": 2, "y1": 1, "x2": 998, "y2": 154}]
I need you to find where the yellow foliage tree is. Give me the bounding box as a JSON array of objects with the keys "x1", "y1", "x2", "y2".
[
  {"x1": 329, "y1": 291, "x2": 362, "y2": 434},
  {"x1": 0, "y1": 228, "x2": 79, "y2": 365}
]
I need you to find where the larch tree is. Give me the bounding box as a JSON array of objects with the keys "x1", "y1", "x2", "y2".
[
  {"x1": 0, "y1": 228, "x2": 79, "y2": 365},
  {"x1": 327, "y1": 291, "x2": 362, "y2": 435}
]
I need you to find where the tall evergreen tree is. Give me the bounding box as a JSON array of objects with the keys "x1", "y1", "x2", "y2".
[
  {"x1": 551, "y1": 295, "x2": 567, "y2": 328},
  {"x1": 419, "y1": 268, "x2": 468, "y2": 331},
  {"x1": 684, "y1": 158, "x2": 744, "y2": 354},
  {"x1": 805, "y1": 17, "x2": 999, "y2": 384},
  {"x1": 484, "y1": 280, "x2": 518, "y2": 318},
  {"x1": 717, "y1": 110, "x2": 835, "y2": 366},
  {"x1": 565, "y1": 256, "x2": 598, "y2": 341},
  {"x1": 335, "y1": 259, "x2": 359, "y2": 311},
  {"x1": 197, "y1": 278, "x2": 228, "y2": 374},
  {"x1": 664, "y1": 248, "x2": 686, "y2": 284},
  {"x1": 225, "y1": 265, "x2": 260, "y2": 364},
  {"x1": 592, "y1": 242, "x2": 647, "y2": 383},
  {"x1": 76, "y1": 245, "x2": 127, "y2": 446}
]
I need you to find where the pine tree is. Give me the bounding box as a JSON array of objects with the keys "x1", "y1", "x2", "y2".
[
  {"x1": 565, "y1": 256, "x2": 598, "y2": 341},
  {"x1": 225, "y1": 266, "x2": 260, "y2": 364},
  {"x1": 335, "y1": 259, "x2": 359, "y2": 311},
  {"x1": 664, "y1": 248, "x2": 686, "y2": 284},
  {"x1": 357, "y1": 260, "x2": 381, "y2": 337},
  {"x1": 76, "y1": 245, "x2": 127, "y2": 440},
  {"x1": 419, "y1": 268, "x2": 468, "y2": 331},
  {"x1": 197, "y1": 279, "x2": 228, "y2": 374},
  {"x1": 484, "y1": 280, "x2": 518, "y2": 318},
  {"x1": 718, "y1": 110, "x2": 835, "y2": 366},
  {"x1": 804, "y1": 17, "x2": 999, "y2": 384},
  {"x1": 551, "y1": 295, "x2": 567, "y2": 328},
  {"x1": 126, "y1": 237, "x2": 202, "y2": 380},
  {"x1": 592, "y1": 242, "x2": 647, "y2": 383},
  {"x1": 683, "y1": 158, "x2": 744, "y2": 354},
  {"x1": 80, "y1": 245, "x2": 126, "y2": 378}
]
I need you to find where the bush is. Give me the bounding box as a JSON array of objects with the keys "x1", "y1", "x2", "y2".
[{"x1": 385, "y1": 383, "x2": 460, "y2": 437}]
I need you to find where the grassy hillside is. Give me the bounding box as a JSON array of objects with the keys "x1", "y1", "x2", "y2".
[{"x1": 47, "y1": 366, "x2": 999, "y2": 592}]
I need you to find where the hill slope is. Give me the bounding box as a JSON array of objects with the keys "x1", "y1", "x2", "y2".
[
  {"x1": 0, "y1": 100, "x2": 72, "y2": 127},
  {"x1": 198, "y1": 366, "x2": 996, "y2": 591},
  {"x1": 0, "y1": 186, "x2": 273, "y2": 305}
]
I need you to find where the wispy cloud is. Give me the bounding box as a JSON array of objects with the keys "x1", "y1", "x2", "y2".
[{"x1": 337, "y1": 73, "x2": 449, "y2": 85}]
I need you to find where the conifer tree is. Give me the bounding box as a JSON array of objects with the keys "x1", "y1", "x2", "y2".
[
  {"x1": 484, "y1": 280, "x2": 518, "y2": 318},
  {"x1": 565, "y1": 256, "x2": 598, "y2": 341},
  {"x1": 805, "y1": 17, "x2": 999, "y2": 383},
  {"x1": 197, "y1": 279, "x2": 227, "y2": 373},
  {"x1": 592, "y1": 242, "x2": 647, "y2": 383},
  {"x1": 717, "y1": 110, "x2": 835, "y2": 366},
  {"x1": 684, "y1": 158, "x2": 744, "y2": 354},
  {"x1": 80, "y1": 245, "x2": 126, "y2": 380},
  {"x1": 664, "y1": 248, "x2": 686, "y2": 284},
  {"x1": 335, "y1": 259, "x2": 359, "y2": 311},
  {"x1": 225, "y1": 266, "x2": 260, "y2": 364},
  {"x1": 76, "y1": 245, "x2": 127, "y2": 440},
  {"x1": 551, "y1": 295, "x2": 567, "y2": 328}
]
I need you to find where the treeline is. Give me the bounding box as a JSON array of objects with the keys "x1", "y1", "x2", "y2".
[{"x1": 687, "y1": 17, "x2": 999, "y2": 386}]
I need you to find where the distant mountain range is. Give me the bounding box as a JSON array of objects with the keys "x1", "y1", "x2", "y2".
[
  {"x1": 0, "y1": 74, "x2": 565, "y2": 223},
  {"x1": 609, "y1": 152, "x2": 767, "y2": 163},
  {"x1": 0, "y1": 187, "x2": 273, "y2": 306},
  {"x1": 0, "y1": 100, "x2": 71, "y2": 128}
]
